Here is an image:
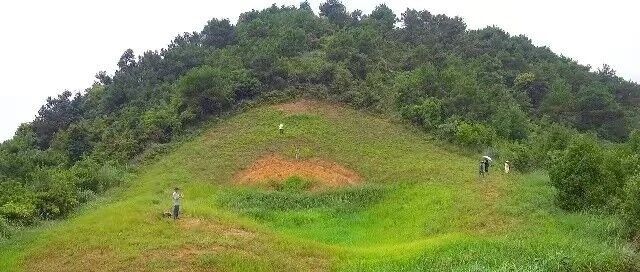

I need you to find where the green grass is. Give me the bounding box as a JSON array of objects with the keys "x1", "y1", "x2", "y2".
[{"x1": 0, "y1": 101, "x2": 635, "y2": 271}]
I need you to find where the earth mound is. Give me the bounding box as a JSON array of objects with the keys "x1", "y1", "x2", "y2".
[{"x1": 234, "y1": 154, "x2": 361, "y2": 190}]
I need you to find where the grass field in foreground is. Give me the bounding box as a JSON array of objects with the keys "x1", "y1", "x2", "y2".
[{"x1": 0, "y1": 101, "x2": 635, "y2": 271}]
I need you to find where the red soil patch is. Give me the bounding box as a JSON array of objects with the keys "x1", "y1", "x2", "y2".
[{"x1": 234, "y1": 154, "x2": 362, "y2": 190}]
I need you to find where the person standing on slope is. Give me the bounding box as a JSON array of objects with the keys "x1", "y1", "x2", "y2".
[
  {"x1": 279, "y1": 123, "x2": 284, "y2": 134},
  {"x1": 172, "y1": 188, "x2": 182, "y2": 220},
  {"x1": 483, "y1": 158, "x2": 490, "y2": 175},
  {"x1": 504, "y1": 160, "x2": 511, "y2": 174}
]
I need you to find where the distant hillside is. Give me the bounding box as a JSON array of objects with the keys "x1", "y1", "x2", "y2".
[
  {"x1": 1, "y1": 0, "x2": 639, "y2": 259},
  {"x1": 0, "y1": 101, "x2": 633, "y2": 271}
]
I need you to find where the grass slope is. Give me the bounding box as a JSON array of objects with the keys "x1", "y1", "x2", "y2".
[{"x1": 0, "y1": 101, "x2": 634, "y2": 271}]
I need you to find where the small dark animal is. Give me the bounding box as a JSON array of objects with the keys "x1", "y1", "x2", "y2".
[{"x1": 162, "y1": 211, "x2": 172, "y2": 218}]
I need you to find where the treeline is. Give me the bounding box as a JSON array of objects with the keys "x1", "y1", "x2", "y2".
[{"x1": 1, "y1": 1, "x2": 640, "y2": 239}]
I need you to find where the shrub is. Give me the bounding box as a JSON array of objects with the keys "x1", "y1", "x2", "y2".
[
  {"x1": 177, "y1": 65, "x2": 235, "y2": 120},
  {"x1": 77, "y1": 189, "x2": 97, "y2": 204},
  {"x1": 0, "y1": 181, "x2": 37, "y2": 223},
  {"x1": 0, "y1": 216, "x2": 10, "y2": 239},
  {"x1": 70, "y1": 159, "x2": 126, "y2": 194},
  {"x1": 453, "y1": 121, "x2": 496, "y2": 149},
  {"x1": 549, "y1": 135, "x2": 624, "y2": 211},
  {"x1": 622, "y1": 175, "x2": 640, "y2": 240},
  {"x1": 500, "y1": 141, "x2": 536, "y2": 172},
  {"x1": 400, "y1": 97, "x2": 443, "y2": 130},
  {"x1": 32, "y1": 170, "x2": 79, "y2": 219}
]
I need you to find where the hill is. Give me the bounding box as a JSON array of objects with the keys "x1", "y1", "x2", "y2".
[{"x1": 0, "y1": 101, "x2": 631, "y2": 271}]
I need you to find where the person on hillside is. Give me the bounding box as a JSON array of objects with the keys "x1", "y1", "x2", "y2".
[
  {"x1": 504, "y1": 161, "x2": 511, "y2": 174},
  {"x1": 279, "y1": 123, "x2": 284, "y2": 134},
  {"x1": 483, "y1": 158, "x2": 490, "y2": 175},
  {"x1": 479, "y1": 160, "x2": 486, "y2": 178},
  {"x1": 172, "y1": 187, "x2": 182, "y2": 220}
]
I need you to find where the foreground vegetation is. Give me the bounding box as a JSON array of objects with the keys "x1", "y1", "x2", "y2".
[{"x1": 0, "y1": 103, "x2": 635, "y2": 271}]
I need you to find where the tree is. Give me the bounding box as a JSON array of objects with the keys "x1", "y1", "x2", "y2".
[
  {"x1": 201, "y1": 19, "x2": 236, "y2": 48},
  {"x1": 32, "y1": 91, "x2": 83, "y2": 149},
  {"x1": 95, "y1": 71, "x2": 112, "y2": 85},
  {"x1": 177, "y1": 66, "x2": 235, "y2": 121},
  {"x1": 576, "y1": 84, "x2": 628, "y2": 141},
  {"x1": 319, "y1": 0, "x2": 349, "y2": 28},
  {"x1": 117, "y1": 49, "x2": 136, "y2": 70},
  {"x1": 299, "y1": 1, "x2": 312, "y2": 12},
  {"x1": 369, "y1": 4, "x2": 396, "y2": 33}
]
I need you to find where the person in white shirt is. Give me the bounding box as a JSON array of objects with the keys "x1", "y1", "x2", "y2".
[
  {"x1": 504, "y1": 161, "x2": 511, "y2": 174},
  {"x1": 279, "y1": 123, "x2": 284, "y2": 134},
  {"x1": 172, "y1": 188, "x2": 182, "y2": 220}
]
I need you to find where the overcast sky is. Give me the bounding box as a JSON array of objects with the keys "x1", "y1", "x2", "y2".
[{"x1": 0, "y1": 0, "x2": 638, "y2": 142}]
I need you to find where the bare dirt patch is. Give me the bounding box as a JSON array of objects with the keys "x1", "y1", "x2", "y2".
[{"x1": 234, "y1": 154, "x2": 362, "y2": 190}]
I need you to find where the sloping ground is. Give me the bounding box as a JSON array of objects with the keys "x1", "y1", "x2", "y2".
[{"x1": 0, "y1": 100, "x2": 635, "y2": 271}]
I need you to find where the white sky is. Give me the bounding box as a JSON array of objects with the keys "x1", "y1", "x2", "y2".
[{"x1": 0, "y1": 0, "x2": 638, "y2": 142}]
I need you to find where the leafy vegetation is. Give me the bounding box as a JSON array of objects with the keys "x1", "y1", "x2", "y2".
[
  {"x1": 1, "y1": 0, "x2": 639, "y2": 268},
  {"x1": 0, "y1": 104, "x2": 633, "y2": 271}
]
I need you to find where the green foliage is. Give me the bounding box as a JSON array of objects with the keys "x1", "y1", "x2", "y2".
[
  {"x1": 576, "y1": 84, "x2": 628, "y2": 141},
  {"x1": 69, "y1": 159, "x2": 126, "y2": 195},
  {"x1": 0, "y1": 181, "x2": 37, "y2": 223},
  {"x1": 491, "y1": 105, "x2": 530, "y2": 140},
  {"x1": 454, "y1": 121, "x2": 496, "y2": 149},
  {"x1": 400, "y1": 97, "x2": 443, "y2": 130},
  {"x1": 177, "y1": 65, "x2": 235, "y2": 120},
  {"x1": 499, "y1": 141, "x2": 536, "y2": 172},
  {"x1": 0, "y1": 216, "x2": 10, "y2": 239},
  {"x1": 549, "y1": 135, "x2": 624, "y2": 211},
  {"x1": 0, "y1": 105, "x2": 633, "y2": 271},
  {"x1": 622, "y1": 175, "x2": 640, "y2": 239}
]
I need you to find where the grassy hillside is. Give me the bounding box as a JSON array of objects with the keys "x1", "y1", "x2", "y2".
[{"x1": 0, "y1": 101, "x2": 633, "y2": 271}]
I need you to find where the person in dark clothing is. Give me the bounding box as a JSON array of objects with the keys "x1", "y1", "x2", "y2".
[
  {"x1": 479, "y1": 160, "x2": 485, "y2": 177},
  {"x1": 483, "y1": 159, "x2": 490, "y2": 175}
]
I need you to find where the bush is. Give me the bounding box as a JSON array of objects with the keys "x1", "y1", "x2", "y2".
[
  {"x1": 77, "y1": 189, "x2": 97, "y2": 204},
  {"x1": 400, "y1": 97, "x2": 443, "y2": 130},
  {"x1": 32, "y1": 170, "x2": 79, "y2": 219},
  {"x1": 549, "y1": 135, "x2": 624, "y2": 211},
  {"x1": 623, "y1": 175, "x2": 640, "y2": 240},
  {"x1": 500, "y1": 141, "x2": 536, "y2": 172},
  {"x1": 177, "y1": 65, "x2": 235, "y2": 120},
  {"x1": 0, "y1": 216, "x2": 10, "y2": 239},
  {"x1": 0, "y1": 181, "x2": 37, "y2": 223},
  {"x1": 453, "y1": 121, "x2": 496, "y2": 149},
  {"x1": 70, "y1": 159, "x2": 126, "y2": 194}
]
